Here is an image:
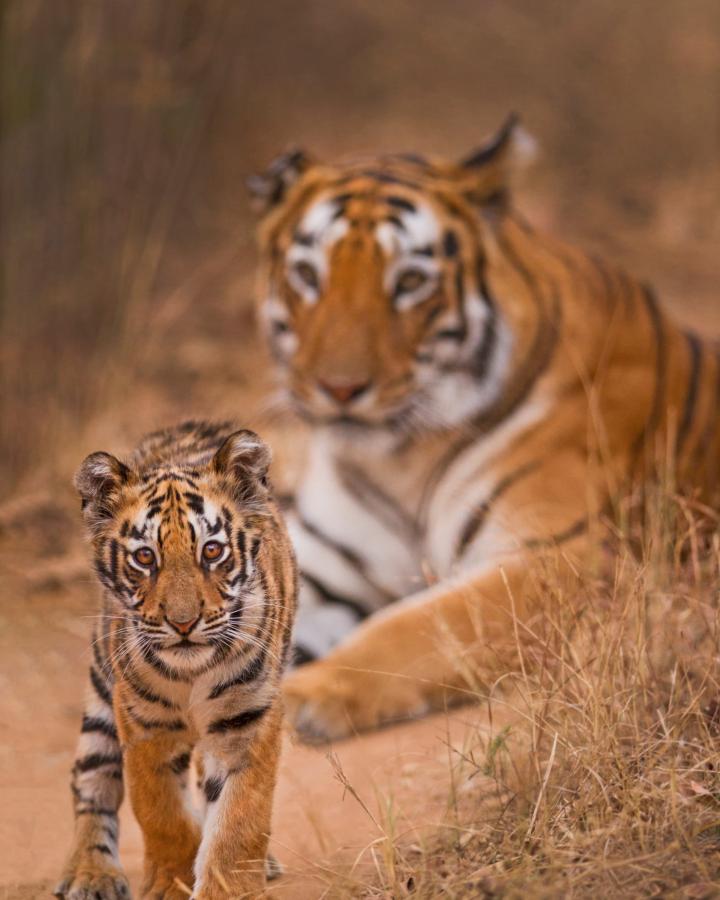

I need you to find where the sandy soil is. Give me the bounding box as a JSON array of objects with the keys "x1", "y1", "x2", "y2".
[{"x1": 0, "y1": 571, "x2": 517, "y2": 900}]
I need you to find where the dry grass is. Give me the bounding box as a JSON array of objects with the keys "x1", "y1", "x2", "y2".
[
  {"x1": 309, "y1": 488, "x2": 720, "y2": 899},
  {"x1": 2, "y1": 5, "x2": 719, "y2": 897}
]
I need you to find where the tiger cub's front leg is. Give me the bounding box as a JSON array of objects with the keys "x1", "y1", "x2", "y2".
[
  {"x1": 192, "y1": 704, "x2": 284, "y2": 900},
  {"x1": 117, "y1": 700, "x2": 200, "y2": 900},
  {"x1": 55, "y1": 644, "x2": 130, "y2": 900}
]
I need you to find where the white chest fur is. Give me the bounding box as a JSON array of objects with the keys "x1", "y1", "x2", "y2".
[{"x1": 296, "y1": 431, "x2": 424, "y2": 602}]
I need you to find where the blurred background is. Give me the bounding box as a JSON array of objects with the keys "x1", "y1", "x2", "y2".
[
  {"x1": 2, "y1": 0, "x2": 719, "y2": 503},
  {"x1": 0, "y1": 0, "x2": 718, "y2": 888}
]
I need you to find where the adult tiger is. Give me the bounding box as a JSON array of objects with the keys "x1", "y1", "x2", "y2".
[{"x1": 249, "y1": 116, "x2": 720, "y2": 742}]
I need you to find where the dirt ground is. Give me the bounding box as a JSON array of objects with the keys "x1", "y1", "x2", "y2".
[{"x1": 0, "y1": 570, "x2": 519, "y2": 900}]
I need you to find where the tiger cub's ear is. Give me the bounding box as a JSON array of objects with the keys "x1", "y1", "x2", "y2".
[
  {"x1": 457, "y1": 113, "x2": 537, "y2": 208},
  {"x1": 213, "y1": 430, "x2": 272, "y2": 487},
  {"x1": 75, "y1": 452, "x2": 132, "y2": 522},
  {"x1": 246, "y1": 148, "x2": 314, "y2": 212}
]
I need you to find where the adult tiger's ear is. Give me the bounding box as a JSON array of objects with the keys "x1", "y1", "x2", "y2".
[
  {"x1": 75, "y1": 452, "x2": 132, "y2": 523},
  {"x1": 246, "y1": 148, "x2": 314, "y2": 213},
  {"x1": 458, "y1": 113, "x2": 537, "y2": 207},
  {"x1": 213, "y1": 430, "x2": 272, "y2": 487}
]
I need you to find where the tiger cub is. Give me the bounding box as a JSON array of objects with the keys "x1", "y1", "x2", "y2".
[{"x1": 55, "y1": 421, "x2": 297, "y2": 900}]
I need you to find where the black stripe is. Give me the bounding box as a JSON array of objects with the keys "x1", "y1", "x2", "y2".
[
  {"x1": 676, "y1": 331, "x2": 702, "y2": 459},
  {"x1": 74, "y1": 752, "x2": 123, "y2": 774},
  {"x1": 455, "y1": 461, "x2": 541, "y2": 559},
  {"x1": 524, "y1": 518, "x2": 587, "y2": 550},
  {"x1": 207, "y1": 705, "x2": 270, "y2": 735},
  {"x1": 386, "y1": 195, "x2": 416, "y2": 212},
  {"x1": 419, "y1": 225, "x2": 559, "y2": 528},
  {"x1": 359, "y1": 169, "x2": 408, "y2": 185},
  {"x1": 443, "y1": 230, "x2": 459, "y2": 258},
  {"x1": 236, "y1": 529, "x2": 247, "y2": 582},
  {"x1": 123, "y1": 668, "x2": 178, "y2": 709},
  {"x1": 184, "y1": 492, "x2": 205, "y2": 514},
  {"x1": 293, "y1": 645, "x2": 316, "y2": 665},
  {"x1": 485, "y1": 231, "x2": 559, "y2": 417},
  {"x1": 434, "y1": 328, "x2": 466, "y2": 342},
  {"x1": 126, "y1": 708, "x2": 185, "y2": 731},
  {"x1": 169, "y1": 752, "x2": 192, "y2": 774},
  {"x1": 89, "y1": 666, "x2": 113, "y2": 706},
  {"x1": 334, "y1": 459, "x2": 419, "y2": 547},
  {"x1": 302, "y1": 572, "x2": 368, "y2": 620},
  {"x1": 91, "y1": 844, "x2": 113, "y2": 856},
  {"x1": 208, "y1": 647, "x2": 268, "y2": 699},
  {"x1": 633, "y1": 285, "x2": 667, "y2": 454},
  {"x1": 75, "y1": 807, "x2": 118, "y2": 817},
  {"x1": 422, "y1": 302, "x2": 446, "y2": 331},
  {"x1": 204, "y1": 775, "x2": 225, "y2": 803},
  {"x1": 109, "y1": 540, "x2": 119, "y2": 583},
  {"x1": 145, "y1": 501, "x2": 163, "y2": 519},
  {"x1": 81, "y1": 715, "x2": 118, "y2": 740},
  {"x1": 138, "y1": 645, "x2": 192, "y2": 682},
  {"x1": 452, "y1": 260, "x2": 469, "y2": 344},
  {"x1": 299, "y1": 516, "x2": 394, "y2": 602},
  {"x1": 293, "y1": 230, "x2": 314, "y2": 247},
  {"x1": 472, "y1": 272, "x2": 497, "y2": 381},
  {"x1": 393, "y1": 152, "x2": 430, "y2": 167},
  {"x1": 93, "y1": 635, "x2": 110, "y2": 672},
  {"x1": 385, "y1": 214, "x2": 406, "y2": 230},
  {"x1": 206, "y1": 516, "x2": 223, "y2": 536}
]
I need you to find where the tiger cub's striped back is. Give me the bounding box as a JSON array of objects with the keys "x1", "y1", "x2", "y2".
[{"x1": 56, "y1": 421, "x2": 297, "y2": 900}]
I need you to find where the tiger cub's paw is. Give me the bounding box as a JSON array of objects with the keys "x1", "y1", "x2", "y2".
[
  {"x1": 282, "y1": 660, "x2": 429, "y2": 743},
  {"x1": 54, "y1": 859, "x2": 130, "y2": 900}
]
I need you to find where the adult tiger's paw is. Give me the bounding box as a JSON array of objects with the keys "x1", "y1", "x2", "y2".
[
  {"x1": 54, "y1": 861, "x2": 130, "y2": 900},
  {"x1": 282, "y1": 660, "x2": 430, "y2": 743}
]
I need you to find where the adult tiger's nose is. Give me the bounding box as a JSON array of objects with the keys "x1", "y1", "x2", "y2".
[
  {"x1": 166, "y1": 615, "x2": 199, "y2": 636},
  {"x1": 318, "y1": 378, "x2": 371, "y2": 405}
]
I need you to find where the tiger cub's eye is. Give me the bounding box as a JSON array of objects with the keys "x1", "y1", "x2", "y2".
[
  {"x1": 133, "y1": 547, "x2": 156, "y2": 568},
  {"x1": 202, "y1": 541, "x2": 224, "y2": 562},
  {"x1": 394, "y1": 268, "x2": 428, "y2": 295}
]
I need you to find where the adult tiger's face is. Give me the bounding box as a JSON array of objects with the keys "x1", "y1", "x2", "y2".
[
  {"x1": 252, "y1": 116, "x2": 533, "y2": 433},
  {"x1": 75, "y1": 431, "x2": 272, "y2": 675}
]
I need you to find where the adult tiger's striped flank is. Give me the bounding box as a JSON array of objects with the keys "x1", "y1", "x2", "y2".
[
  {"x1": 56, "y1": 422, "x2": 297, "y2": 900},
  {"x1": 250, "y1": 115, "x2": 720, "y2": 742}
]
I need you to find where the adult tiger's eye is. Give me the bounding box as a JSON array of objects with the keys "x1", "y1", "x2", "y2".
[
  {"x1": 202, "y1": 541, "x2": 224, "y2": 562},
  {"x1": 133, "y1": 547, "x2": 156, "y2": 568},
  {"x1": 395, "y1": 269, "x2": 428, "y2": 295},
  {"x1": 294, "y1": 261, "x2": 319, "y2": 291}
]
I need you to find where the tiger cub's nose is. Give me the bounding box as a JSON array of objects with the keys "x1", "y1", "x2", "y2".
[
  {"x1": 318, "y1": 378, "x2": 371, "y2": 405},
  {"x1": 166, "y1": 615, "x2": 199, "y2": 636}
]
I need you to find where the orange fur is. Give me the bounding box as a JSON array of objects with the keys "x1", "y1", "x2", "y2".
[
  {"x1": 57, "y1": 422, "x2": 296, "y2": 898},
  {"x1": 251, "y1": 119, "x2": 720, "y2": 741}
]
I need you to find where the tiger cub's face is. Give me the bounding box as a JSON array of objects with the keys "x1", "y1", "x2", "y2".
[
  {"x1": 75, "y1": 431, "x2": 272, "y2": 675},
  {"x1": 252, "y1": 117, "x2": 533, "y2": 434}
]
